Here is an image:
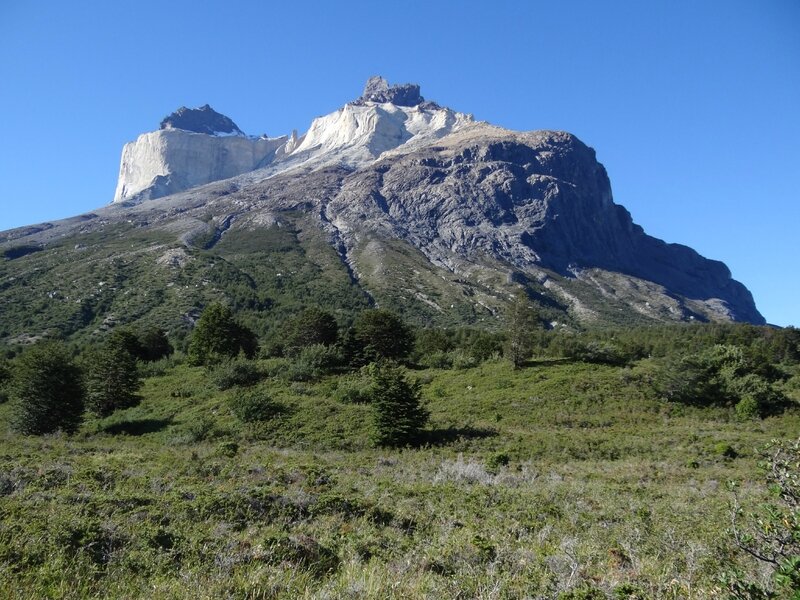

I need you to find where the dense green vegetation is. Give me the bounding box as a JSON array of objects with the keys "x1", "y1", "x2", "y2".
[{"x1": 0, "y1": 314, "x2": 798, "y2": 598}]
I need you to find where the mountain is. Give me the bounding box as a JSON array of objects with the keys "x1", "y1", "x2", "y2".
[{"x1": 0, "y1": 77, "x2": 764, "y2": 346}]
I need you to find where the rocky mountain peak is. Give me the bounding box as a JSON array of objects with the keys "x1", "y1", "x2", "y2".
[
  {"x1": 353, "y1": 76, "x2": 425, "y2": 107},
  {"x1": 159, "y1": 104, "x2": 244, "y2": 136}
]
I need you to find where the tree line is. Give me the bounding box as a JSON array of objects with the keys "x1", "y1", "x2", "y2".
[{"x1": 1, "y1": 295, "x2": 797, "y2": 441}]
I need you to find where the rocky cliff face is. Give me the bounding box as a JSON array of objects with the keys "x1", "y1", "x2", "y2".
[{"x1": 113, "y1": 129, "x2": 287, "y2": 203}]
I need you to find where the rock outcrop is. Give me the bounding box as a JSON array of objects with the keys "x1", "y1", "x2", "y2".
[
  {"x1": 160, "y1": 104, "x2": 244, "y2": 136},
  {"x1": 354, "y1": 76, "x2": 425, "y2": 107}
]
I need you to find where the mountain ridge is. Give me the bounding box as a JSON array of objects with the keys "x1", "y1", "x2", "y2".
[{"x1": 0, "y1": 77, "x2": 765, "y2": 346}]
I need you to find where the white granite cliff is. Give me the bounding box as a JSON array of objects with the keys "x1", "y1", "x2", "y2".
[{"x1": 113, "y1": 78, "x2": 474, "y2": 204}]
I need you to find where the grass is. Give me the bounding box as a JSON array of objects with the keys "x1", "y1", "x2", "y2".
[{"x1": 0, "y1": 357, "x2": 797, "y2": 598}]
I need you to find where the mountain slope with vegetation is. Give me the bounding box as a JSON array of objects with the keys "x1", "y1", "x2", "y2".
[{"x1": 0, "y1": 317, "x2": 798, "y2": 598}]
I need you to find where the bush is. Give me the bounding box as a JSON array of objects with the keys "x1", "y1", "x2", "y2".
[
  {"x1": 485, "y1": 451, "x2": 510, "y2": 472},
  {"x1": 10, "y1": 341, "x2": 85, "y2": 435},
  {"x1": 370, "y1": 362, "x2": 429, "y2": 447},
  {"x1": 228, "y1": 389, "x2": 277, "y2": 423},
  {"x1": 451, "y1": 349, "x2": 478, "y2": 370},
  {"x1": 505, "y1": 293, "x2": 538, "y2": 369},
  {"x1": 414, "y1": 329, "x2": 452, "y2": 360},
  {"x1": 418, "y1": 351, "x2": 453, "y2": 370},
  {"x1": 137, "y1": 355, "x2": 180, "y2": 378},
  {"x1": 735, "y1": 395, "x2": 760, "y2": 420},
  {"x1": 331, "y1": 374, "x2": 374, "y2": 404},
  {"x1": 0, "y1": 359, "x2": 9, "y2": 404},
  {"x1": 286, "y1": 344, "x2": 342, "y2": 382},
  {"x1": 726, "y1": 438, "x2": 800, "y2": 597},
  {"x1": 210, "y1": 357, "x2": 263, "y2": 390},
  {"x1": 714, "y1": 442, "x2": 738, "y2": 459}
]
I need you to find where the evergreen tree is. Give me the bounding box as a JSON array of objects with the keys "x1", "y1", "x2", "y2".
[
  {"x1": 136, "y1": 327, "x2": 173, "y2": 362},
  {"x1": 353, "y1": 309, "x2": 414, "y2": 362},
  {"x1": 370, "y1": 362, "x2": 429, "y2": 447},
  {"x1": 283, "y1": 307, "x2": 338, "y2": 356},
  {"x1": 505, "y1": 292, "x2": 539, "y2": 369},
  {"x1": 85, "y1": 331, "x2": 142, "y2": 417},
  {"x1": 187, "y1": 303, "x2": 258, "y2": 366},
  {"x1": 10, "y1": 341, "x2": 84, "y2": 435}
]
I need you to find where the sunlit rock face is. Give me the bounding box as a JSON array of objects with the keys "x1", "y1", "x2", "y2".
[{"x1": 113, "y1": 78, "x2": 474, "y2": 204}]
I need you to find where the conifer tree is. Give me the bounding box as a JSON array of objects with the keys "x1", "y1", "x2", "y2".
[
  {"x1": 505, "y1": 292, "x2": 539, "y2": 369},
  {"x1": 85, "y1": 330, "x2": 142, "y2": 418},
  {"x1": 11, "y1": 341, "x2": 84, "y2": 435},
  {"x1": 370, "y1": 362, "x2": 429, "y2": 447},
  {"x1": 188, "y1": 303, "x2": 258, "y2": 366}
]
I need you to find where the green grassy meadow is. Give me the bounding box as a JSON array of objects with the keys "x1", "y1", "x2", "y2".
[{"x1": 1, "y1": 356, "x2": 797, "y2": 598}]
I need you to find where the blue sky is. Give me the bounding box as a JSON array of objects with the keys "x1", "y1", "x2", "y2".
[{"x1": 0, "y1": 1, "x2": 798, "y2": 326}]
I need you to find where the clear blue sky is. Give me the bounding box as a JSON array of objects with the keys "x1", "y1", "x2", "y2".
[{"x1": 1, "y1": 1, "x2": 798, "y2": 326}]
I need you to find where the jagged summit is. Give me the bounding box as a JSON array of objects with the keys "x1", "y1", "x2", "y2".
[
  {"x1": 352, "y1": 76, "x2": 426, "y2": 107},
  {"x1": 159, "y1": 104, "x2": 244, "y2": 136}
]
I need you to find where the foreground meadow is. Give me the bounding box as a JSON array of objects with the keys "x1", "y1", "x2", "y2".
[{"x1": 1, "y1": 358, "x2": 797, "y2": 598}]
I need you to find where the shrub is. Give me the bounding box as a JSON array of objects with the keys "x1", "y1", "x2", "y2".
[
  {"x1": 485, "y1": 451, "x2": 511, "y2": 472},
  {"x1": 215, "y1": 441, "x2": 239, "y2": 457},
  {"x1": 726, "y1": 438, "x2": 800, "y2": 598},
  {"x1": 10, "y1": 341, "x2": 85, "y2": 435},
  {"x1": 0, "y1": 359, "x2": 9, "y2": 404},
  {"x1": 414, "y1": 328, "x2": 452, "y2": 360},
  {"x1": 260, "y1": 532, "x2": 339, "y2": 577},
  {"x1": 418, "y1": 351, "x2": 453, "y2": 370},
  {"x1": 451, "y1": 349, "x2": 478, "y2": 370},
  {"x1": 137, "y1": 355, "x2": 180, "y2": 378},
  {"x1": 370, "y1": 362, "x2": 429, "y2": 447},
  {"x1": 286, "y1": 344, "x2": 342, "y2": 382},
  {"x1": 735, "y1": 395, "x2": 760, "y2": 420},
  {"x1": 228, "y1": 389, "x2": 277, "y2": 423},
  {"x1": 331, "y1": 374, "x2": 374, "y2": 404},
  {"x1": 505, "y1": 293, "x2": 539, "y2": 369},
  {"x1": 714, "y1": 442, "x2": 738, "y2": 459},
  {"x1": 210, "y1": 357, "x2": 263, "y2": 390}
]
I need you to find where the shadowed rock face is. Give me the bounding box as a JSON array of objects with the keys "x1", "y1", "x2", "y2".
[
  {"x1": 159, "y1": 104, "x2": 243, "y2": 135},
  {"x1": 306, "y1": 129, "x2": 765, "y2": 325},
  {"x1": 355, "y1": 76, "x2": 424, "y2": 107}
]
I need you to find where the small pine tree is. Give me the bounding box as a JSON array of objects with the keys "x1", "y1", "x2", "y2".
[
  {"x1": 188, "y1": 303, "x2": 258, "y2": 366},
  {"x1": 84, "y1": 331, "x2": 142, "y2": 417},
  {"x1": 10, "y1": 341, "x2": 85, "y2": 435},
  {"x1": 370, "y1": 362, "x2": 429, "y2": 447},
  {"x1": 505, "y1": 292, "x2": 538, "y2": 369}
]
